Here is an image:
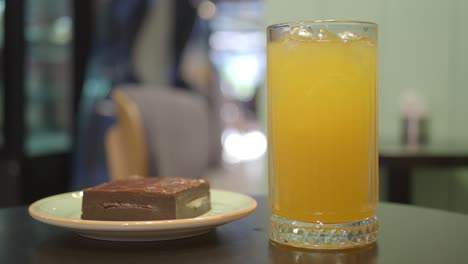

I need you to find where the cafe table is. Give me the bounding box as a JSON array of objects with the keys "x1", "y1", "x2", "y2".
[
  {"x1": 0, "y1": 196, "x2": 466, "y2": 264},
  {"x1": 380, "y1": 141, "x2": 468, "y2": 204}
]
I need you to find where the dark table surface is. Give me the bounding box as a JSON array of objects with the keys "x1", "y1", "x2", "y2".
[
  {"x1": 379, "y1": 141, "x2": 468, "y2": 165},
  {"x1": 1, "y1": 197, "x2": 467, "y2": 264}
]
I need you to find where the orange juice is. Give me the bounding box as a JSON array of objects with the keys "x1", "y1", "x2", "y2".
[{"x1": 268, "y1": 30, "x2": 378, "y2": 223}]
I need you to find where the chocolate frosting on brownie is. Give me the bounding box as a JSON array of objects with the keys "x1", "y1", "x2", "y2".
[
  {"x1": 81, "y1": 177, "x2": 211, "y2": 221},
  {"x1": 86, "y1": 177, "x2": 209, "y2": 195}
]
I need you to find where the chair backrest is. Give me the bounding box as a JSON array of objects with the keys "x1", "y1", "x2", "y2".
[{"x1": 106, "y1": 86, "x2": 217, "y2": 180}]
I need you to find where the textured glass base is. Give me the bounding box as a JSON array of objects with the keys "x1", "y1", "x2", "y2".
[{"x1": 270, "y1": 214, "x2": 378, "y2": 250}]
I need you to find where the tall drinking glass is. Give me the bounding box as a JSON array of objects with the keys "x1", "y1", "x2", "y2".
[{"x1": 267, "y1": 21, "x2": 378, "y2": 250}]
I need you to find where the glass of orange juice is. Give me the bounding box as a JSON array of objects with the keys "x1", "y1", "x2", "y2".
[{"x1": 267, "y1": 21, "x2": 378, "y2": 250}]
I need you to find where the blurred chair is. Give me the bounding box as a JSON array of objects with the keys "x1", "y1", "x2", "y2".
[{"x1": 105, "y1": 86, "x2": 221, "y2": 180}]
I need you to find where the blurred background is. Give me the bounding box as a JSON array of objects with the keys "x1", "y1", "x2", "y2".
[{"x1": 0, "y1": 0, "x2": 467, "y2": 216}]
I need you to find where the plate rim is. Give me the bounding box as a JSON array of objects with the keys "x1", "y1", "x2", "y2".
[{"x1": 28, "y1": 189, "x2": 257, "y2": 231}]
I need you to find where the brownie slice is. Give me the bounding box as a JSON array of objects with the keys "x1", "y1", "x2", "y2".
[{"x1": 81, "y1": 177, "x2": 210, "y2": 221}]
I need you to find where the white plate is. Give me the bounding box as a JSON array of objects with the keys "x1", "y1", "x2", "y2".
[{"x1": 29, "y1": 189, "x2": 257, "y2": 241}]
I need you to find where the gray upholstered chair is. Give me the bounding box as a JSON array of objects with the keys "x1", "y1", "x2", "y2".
[{"x1": 105, "y1": 86, "x2": 221, "y2": 180}]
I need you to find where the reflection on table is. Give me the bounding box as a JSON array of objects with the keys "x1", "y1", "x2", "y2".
[{"x1": 269, "y1": 242, "x2": 378, "y2": 264}]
